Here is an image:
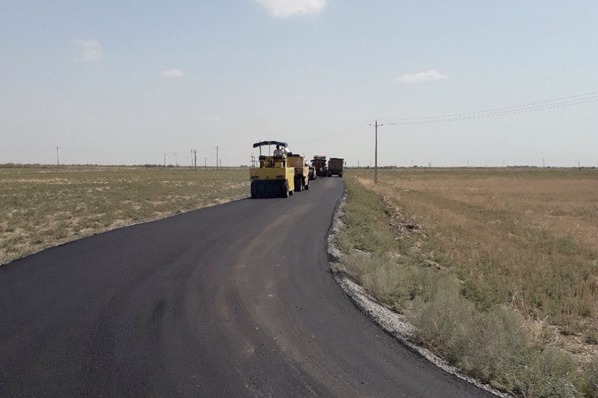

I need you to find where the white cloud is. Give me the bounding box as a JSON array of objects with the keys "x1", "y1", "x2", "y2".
[
  {"x1": 397, "y1": 69, "x2": 448, "y2": 84},
  {"x1": 255, "y1": 0, "x2": 327, "y2": 17},
  {"x1": 161, "y1": 68, "x2": 184, "y2": 78},
  {"x1": 74, "y1": 40, "x2": 102, "y2": 63}
]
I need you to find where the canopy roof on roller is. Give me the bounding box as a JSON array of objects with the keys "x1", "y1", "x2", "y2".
[{"x1": 252, "y1": 140, "x2": 288, "y2": 148}]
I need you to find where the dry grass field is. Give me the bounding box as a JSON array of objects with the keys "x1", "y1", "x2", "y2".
[
  {"x1": 0, "y1": 165, "x2": 248, "y2": 265},
  {"x1": 336, "y1": 167, "x2": 598, "y2": 397},
  {"x1": 370, "y1": 168, "x2": 598, "y2": 337}
]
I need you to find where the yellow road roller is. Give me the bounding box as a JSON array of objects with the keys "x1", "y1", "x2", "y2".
[{"x1": 250, "y1": 141, "x2": 295, "y2": 198}]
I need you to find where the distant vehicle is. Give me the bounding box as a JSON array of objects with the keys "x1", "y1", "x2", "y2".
[
  {"x1": 287, "y1": 154, "x2": 310, "y2": 192},
  {"x1": 327, "y1": 157, "x2": 344, "y2": 177},
  {"x1": 249, "y1": 141, "x2": 295, "y2": 198},
  {"x1": 311, "y1": 155, "x2": 328, "y2": 177}
]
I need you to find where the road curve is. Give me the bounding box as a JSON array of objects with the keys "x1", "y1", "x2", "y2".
[{"x1": 0, "y1": 177, "x2": 494, "y2": 397}]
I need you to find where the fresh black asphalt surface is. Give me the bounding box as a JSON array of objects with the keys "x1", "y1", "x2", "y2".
[{"x1": 0, "y1": 177, "x2": 495, "y2": 397}]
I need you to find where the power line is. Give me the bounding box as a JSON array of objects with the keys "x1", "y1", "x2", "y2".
[
  {"x1": 292, "y1": 125, "x2": 365, "y2": 146},
  {"x1": 382, "y1": 90, "x2": 598, "y2": 125}
]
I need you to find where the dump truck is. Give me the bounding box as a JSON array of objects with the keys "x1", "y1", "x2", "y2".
[
  {"x1": 311, "y1": 155, "x2": 328, "y2": 177},
  {"x1": 287, "y1": 154, "x2": 310, "y2": 192},
  {"x1": 327, "y1": 157, "x2": 344, "y2": 177},
  {"x1": 249, "y1": 141, "x2": 295, "y2": 198}
]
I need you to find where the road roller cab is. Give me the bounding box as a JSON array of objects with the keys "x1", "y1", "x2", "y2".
[{"x1": 250, "y1": 141, "x2": 295, "y2": 198}]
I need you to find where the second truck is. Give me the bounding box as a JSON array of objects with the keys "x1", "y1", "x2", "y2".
[
  {"x1": 327, "y1": 157, "x2": 344, "y2": 177},
  {"x1": 311, "y1": 155, "x2": 328, "y2": 177}
]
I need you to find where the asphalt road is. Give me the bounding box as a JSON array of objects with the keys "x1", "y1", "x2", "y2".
[{"x1": 0, "y1": 177, "x2": 495, "y2": 397}]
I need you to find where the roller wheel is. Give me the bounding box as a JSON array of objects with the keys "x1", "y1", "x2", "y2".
[
  {"x1": 257, "y1": 181, "x2": 266, "y2": 198},
  {"x1": 266, "y1": 182, "x2": 274, "y2": 198}
]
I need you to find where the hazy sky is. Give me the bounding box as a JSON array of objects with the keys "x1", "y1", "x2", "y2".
[{"x1": 2, "y1": 0, "x2": 597, "y2": 167}]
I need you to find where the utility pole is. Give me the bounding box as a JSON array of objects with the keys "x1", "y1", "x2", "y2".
[
  {"x1": 370, "y1": 120, "x2": 383, "y2": 183},
  {"x1": 56, "y1": 146, "x2": 59, "y2": 166},
  {"x1": 163, "y1": 153, "x2": 166, "y2": 167},
  {"x1": 215, "y1": 146, "x2": 219, "y2": 169},
  {"x1": 189, "y1": 150, "x2": 196, "y2": 168}
]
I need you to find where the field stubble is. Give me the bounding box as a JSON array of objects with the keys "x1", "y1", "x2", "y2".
[
  {"x1": 0, "y1": 166, "x2": 248, "y2": 265},
  {"x1": 335, "y1": 168, "x2": 598, "y2": 397}
]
